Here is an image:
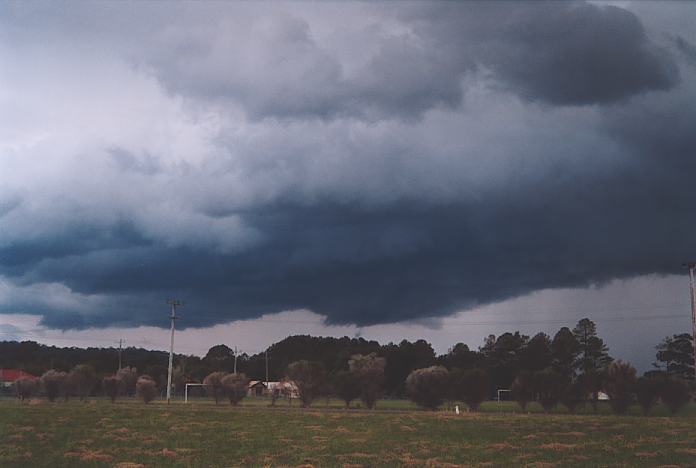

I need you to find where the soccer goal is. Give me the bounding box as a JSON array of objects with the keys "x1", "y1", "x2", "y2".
[
  {"x1": 184, "y1": 383, "x2": 207, "y2": 403},
  {"x1": 496, "y1": 389, "x2": 511, "y2": 402}
]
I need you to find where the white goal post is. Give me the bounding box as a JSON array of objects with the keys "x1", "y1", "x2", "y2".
[
  {"x1": 496, "y1": 389, "x2": 511, "y2": 402},
  {"x1": 184, "y1": 383, "x2": 206, "y2": 403}
]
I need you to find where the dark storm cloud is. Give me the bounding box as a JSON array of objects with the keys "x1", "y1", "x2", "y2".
[
  {"x1": 1, "y1": 1, "x2": 695, "y2": 330},
  {"x1": 674, "y1": 36, "x2": 696, "y2": 65},
  {"x1": 399, "y1": 1, "x2": 679, "y2": 106},
  {"x1": 129, "y1": 1, "x2": 679, "y2": 120}
]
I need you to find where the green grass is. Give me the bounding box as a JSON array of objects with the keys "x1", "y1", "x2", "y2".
[{"x1": 1, "y1": 397, "x2": 695, "y2": 467}]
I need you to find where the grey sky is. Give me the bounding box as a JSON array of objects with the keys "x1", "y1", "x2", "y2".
[{"x1": 0, "y1": 1, "x2": 695, "y2": 370}]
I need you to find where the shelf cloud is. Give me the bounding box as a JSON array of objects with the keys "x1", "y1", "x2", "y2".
[{"x1": 0, "y1": 1, "x2": 695, "y2": 330}]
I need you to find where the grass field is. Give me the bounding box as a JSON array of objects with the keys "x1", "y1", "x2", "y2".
[{"x1": 1, "y1": 397, "x2": 695, "y2": 467}]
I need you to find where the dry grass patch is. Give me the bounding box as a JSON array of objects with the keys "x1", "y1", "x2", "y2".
[
  {"x1": 161, "y1": 448, "x2": 177, "y2": 458},
  {"x1": 488, "y1": 442, "x2": 518, "y2": 450},
  {"x1": 65, "y1": 449, "x2": 113, "y2": 462},
  {"x1": 338, "y1": 452, "x2": 378, "y2": 460},
  {"x1": 424, "y1": 458, "x2": 460, "y2": 467},
  {"x1": 538, "y1": 443, "x2": 577, "y2": 451}
]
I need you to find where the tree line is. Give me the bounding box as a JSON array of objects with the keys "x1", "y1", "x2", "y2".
[{"x1": 4, "y1": 318, "x2": 694, "y2": 412}]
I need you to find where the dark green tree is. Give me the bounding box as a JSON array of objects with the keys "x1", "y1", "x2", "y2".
[
  {"x1": 533, "y1": 368, "x2": 566, "y2": 413},
  {"x1": 382, "y1": 339, "x2": 436, "y2": 397},
  {"x1": 484, "y1": 332, "x2": 529, "y2": 391},
  {"x1": 560, "y1": 379, "x2": 586, "y2": 414},
  {"x1": 604, "y1": 360, "x2": 637, "y2": 415},
  {"x1": 511, "y1": 371, "x2": 534, "y2": 411},
  {"x1": 635, "y1": 375, "x2": 662, "y2": 416},
  {"x1": 439, "y1": 343, "x2": 480, "y2": 370},
  {"x1": 102, "y1": 376, "x2": 121, "y2": 403},
  {"x1": 578, "y1": 369, "x2": 606, "y2": 412},
  {"x1": 654, "y1": 333, "x2": 694, "y2": 381},
  {"x1": 520, "y1": 333, "x2": 553, "y2": 373},
  {"x1": 573, "y1": 318, "x2": 612, "y2": 373},
  {"x1": 203, "y1": 345, "x2": 236, "y2": 373},
  {"x1": 332, "y1": 371, "x2": 361, "y2": 409},
  {"x1": 551, "y1": 327, "x2": 581, "y2": 378},
  {"x1": 348, "y1": 353, "x2": 385, "y2": 409},
  {"x1": 659, "y1": 377, "x2": 692, "y2": 415},
  {"x1": 452, "y1": 368, "x2": 490, "y2": 412},
  {"x1": 405, "y1": 366, "x2": 449, "y2": 410}
]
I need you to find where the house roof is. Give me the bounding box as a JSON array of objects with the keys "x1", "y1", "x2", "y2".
[
  {"x1": 0, "y1": 369, "x2": 37, "y2": 382},
  {"x1": 248, "y1": 380, "x2": 268, "y2": 388}
]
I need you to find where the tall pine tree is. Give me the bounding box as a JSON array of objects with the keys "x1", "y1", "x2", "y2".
[{"x1": 572, "y1": 318, "x2": 612, "y2": 373}]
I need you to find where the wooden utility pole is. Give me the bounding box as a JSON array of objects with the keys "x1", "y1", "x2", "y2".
[
  {"x1": 165, "y1": 299, "x2": 182, "y2": 404},
  {"x1": 685, "y1": 263, "x2": 696, "y2": 381},
  {"x1": 117, "y1": 338, "x2": 125, "y2": 371}
]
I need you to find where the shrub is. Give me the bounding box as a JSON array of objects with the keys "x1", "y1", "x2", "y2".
[
  {"x1": 405, "y1": 366, "x2": 450, "y2": 410},
  {"x1": 136, "y1": 375, "x2": 158, "y2": 404},
  {"x1": 560, "y1": 379, "x2": 585, "y2": 413},
  {"x1": 332, "y1": 371, "x2": 361, "y2": 409},
  {"x1": 635, "y1": 376, "x2": 662, "y2": 416},
  {"x1": 41, "y1": 370, "x2": 68, "y2": 402},
  {"x1": 348, "y1": 353, "x2": 386, "y2": 410},
  {"x1": 221, "y1": 373, "x2": 250, "y2": 406},
  {"x1": 286, "y1": 360, "x2": 326, "y2": 408},
  {"x1": 452, "y1": 368, "x2": 490, "y2": 412},
  {"x1": 659, "y1": 377, "x2": 692, "y2": 415},
  {"x1": 68, "y1": 364, "x2": 97, "y2": 400},
  {"x1": 511, "y1": 371, "x2": 534, "y2": 411},
  {"x1": 203, "y1": 372, "x2": 228, "y2": 405},
  {"x1": 15, "y1": 376, "x2": 38, "y2": 402},
  {"x1": 533, "y1": 369, "x2": 565, "y2": 412},
  {"x1": 103, "y1": 376, "x2": 122, "y2": 403},
  {"x1": 604, "y1": 360, "x2": 637, "y2": 415},
  {"x1": 116, "y1": 367, "x2": 138, "y2": 396}
]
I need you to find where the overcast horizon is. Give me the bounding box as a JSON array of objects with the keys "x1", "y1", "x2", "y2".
[{"x1": 2, "y1": 1, "x2": 696, "y2": 373}]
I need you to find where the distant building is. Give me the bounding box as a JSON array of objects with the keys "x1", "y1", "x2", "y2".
[
  {"x1": 0, "y1": 369, "x2": 37, "y2": 388},
  {"x1": 247, "y1": 380, "x2": 299, "y2": 398},
  {"x1": 248, "y1": 380, "x2": 268, "y2": 396}
]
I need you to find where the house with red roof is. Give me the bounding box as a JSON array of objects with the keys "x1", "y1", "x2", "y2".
[{"x1": 0, "y1": 369, "x2": 37, "y2": 388}]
